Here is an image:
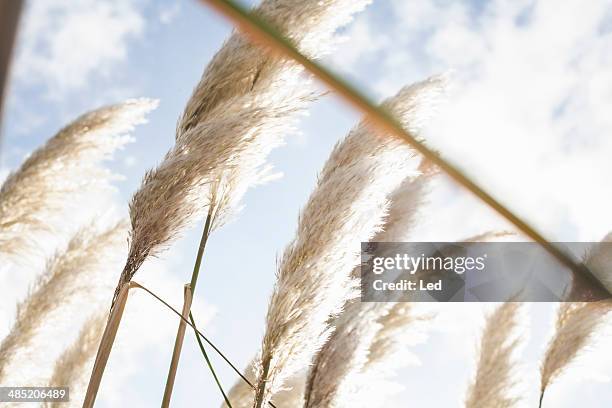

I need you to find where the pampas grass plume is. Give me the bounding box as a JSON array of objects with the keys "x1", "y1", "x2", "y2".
[
  {"x1": 0, "y1": 99, "x2": 156, "y2": 257},
  {"x1": 539, "y1": 301, "x2": 612, "y2": 404},
  {"x1": 118, "y1": 0, "x2": 372, "y2": 296},
  {"x1": 465, "y1": 302, "x2": 522, "y2": 408},
  {"x1": 304, "y1": 162, "x2": 437, "y2": 408},
  {"x1": 252, "y1": 76, "x2": 445, "y2": 408},
  {"x1": 45, "y1": 313, "x2": 106, "y2": 408},
  {"x1": 0, "y1": 221, "x2": 127, "y2": 384},
  {"x1": 539, "y1": 237, "x2": 612, "y2": 404}
]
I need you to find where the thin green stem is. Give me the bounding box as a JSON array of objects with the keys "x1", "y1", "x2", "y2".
[
  {"x1": 132, "y1": 282, "x2": 277, "y2": 408},
  {"x1": 190, "y1": 311, "x2": 232, "y2": 408},
  {"x1": 162, "y1": 207, "x2": 215, "y2": 407},
  {"x1": 190, "y1": 206, "x2": 214, "y2": 294}
]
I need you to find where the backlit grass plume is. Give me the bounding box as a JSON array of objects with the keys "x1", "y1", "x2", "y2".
[
  {"x1": 0, "y1": 221, "x2": 127, "y2": 385},
  {"x1": 304, "y1": 163, "x2": 437, "y2": 408},
  {"x1": 45, "y1": 313, "x2": 106, "y2": 408},
  {"x1": 306, "y1": 301, "x2": 426, "y2": 408},
  {"x1": 0, "y1": 99, "x2": 156, "y2": 257},
  {"x1": 252, "y1": 77, "x2": 445, "y2": 408},
  {"x1": 539, "y1": 301, "x2": 612, "y2": 406},
  {"x1": 117, "y1": 0, "x2": 372, "y2": 296},
  {"x1": 465, "y1": 302, "x2": 522, "y2": 408},
  {"x1": 539, "y1": 237, "x2": 612, "y2": 406}
]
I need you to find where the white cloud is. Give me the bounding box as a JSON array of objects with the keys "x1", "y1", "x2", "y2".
[
  {"x1": 328, "y1": 16, "x2": 389, "y2": 72},
  {"x1": 327, "y1": 1, "x2": 612, "y2": 406},
  {"x1": 158, "y1": 3, "x2": 181, "y2": 25},
  {"x1": 14, "y1": 0, "x2": 145, "y2": 96},
  {"x1": 331, "y1": 0, "x2": 612, "y2": 243},
  {"x1": 123, "y1": 155, "x2": 137, "y2": 167}
]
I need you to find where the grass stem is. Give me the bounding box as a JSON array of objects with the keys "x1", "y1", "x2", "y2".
[
  {"x1": 253, "y1": 357, "x2": 270, "y2": 408},
  {"x1": 162, "y1": 208, "x2": 214, "y2": 406},
  {"x1": 161, "y1": 284, "x2": 194, "y2": 407},
  {"x1": 190, "y1": 312, "x2": 232, "y2": 407},
  {"x1": 83, "y1": 282, "x2": 132, "y2": 408},
  {"x1": 132, "y1": 282, "x2": 277, "y2": 408}
]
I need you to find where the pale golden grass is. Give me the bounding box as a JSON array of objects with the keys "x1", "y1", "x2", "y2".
[
  {"x1": 304, "y1": 163, "x2": 437, "y2": 408},
  {"x1": 45, "y1": 313, "x2": 106, "y2": 408},
  {"x1": 117, "y1": 0, "x2": 372, "y2": 297},
  {"x1": 306, "y1": 310, "x2": 375, "y2": 408},
  {"x1": 181, "y1": 0, "x2": 371, "y2": 136},
  {"x1": 0, "y1": 99, "x2": 155, "y2": 258},
  {"x1": 0, "y1": 221, "x2": 127, "y2": 385},
  {"x1": 539, "y1": 237, "x2": 612, "y2": 404},
  {"x1": 308, "y1": 301, "x2": 430, "y2": 408},
  {"x1": 365, "y1": 303, "x2": 419, "y2": 369},
  {"x1": 539, "y1": 301, "x2": 612, "y2": 403},
  {"x1": 253, "y1": 77, "x2": 445, "y2": 408},
  {"x1": 87, "y1": 2, "x2": 374, "y2": 404},
  {"x1": 465, "y1": 302, "x2": 522, "y2": 408}
]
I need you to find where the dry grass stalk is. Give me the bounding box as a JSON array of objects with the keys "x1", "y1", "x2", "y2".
[
  {"x1": 162, "y1": 284, "x2": 193, "y2": 407},
  {"x1": 0, "y1": 221, "x2": 127, "y2": 385},
  {"x1": 304, "y1": 163, "x2": 437, "y2": 408},
  {"x1": 465, "y1": 302, "x2": 522, "y2": 408},
  {"x1": 44, "y1": 313, "x2": 106, "y2": 408},
  {"x1": 0, "y1": 99, "x2": 156, "y2": 258},
  {"x1": 253, "y1": 77, "x2": 445, "y2": 408},
  {"x1": 116, "y1": 0, "x2": 371, "y2": 297},
  {"x1": 464, "y1": 230, "x2": 515, "y2": 242},
  {"x1": 82, "y1": 282, "x2": 132, "y2": 408}
]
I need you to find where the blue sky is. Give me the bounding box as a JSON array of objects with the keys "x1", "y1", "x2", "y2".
[{"x1": 2, "y1": 0, "x2": 612, "y2": 407}]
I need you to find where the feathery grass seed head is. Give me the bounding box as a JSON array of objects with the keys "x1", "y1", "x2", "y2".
[
  {"x1": 0, "y1": 221, "x2": 127, "y2": 384},
  {"x1": 465, "y1": 302, "x2": 522, "y2": 408},
  {"x1": 119, "y1": 0, "x2": 372, "y2": 294},
  {"x1": 0, "y1": 100, "x2": 155, "y2": 257},
  {"x1": 254, "y1": 76, "x2": 445, "y2": 407}
]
